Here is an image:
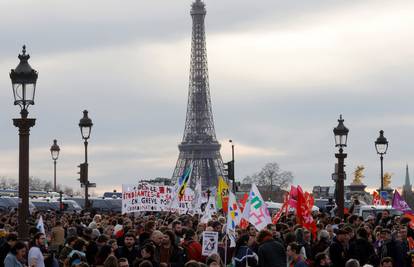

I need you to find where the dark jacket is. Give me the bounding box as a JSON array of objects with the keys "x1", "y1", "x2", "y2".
[
  {"x1": 0, "y1": 242, "x2": 11, "y2": 267},
  {"x1": 348, "y1": 238, "x2": 375, "y2": 266},
  {"x1": 234, "y1": 245, "x2": 258, "y2": 267},
  {"x1": 381, "y1": 239, "x2": 405, "y2": 267},
  {"x1": 258, "y1": 239, "x2": 286, "y2": 267},
  {"x1": 311, "y1": 239, "x2": 330, "y2": 257},
  {"x1": 160, "y1": 246, "x2": 186, "y2": 267},
  {"x1": 329, "y1": 237, "x2": 347, "y2": 267},
  {"x1": 116, "y1": 245, "x2": 140, "y2": 266}
]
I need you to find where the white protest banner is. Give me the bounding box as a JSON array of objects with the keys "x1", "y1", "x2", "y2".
[
  {"x1": 202, "y1": 231, "x2": 218, "y2": 256},
  {"x1": 122, "y1": 183, "x2": 195, "y2": 214}
]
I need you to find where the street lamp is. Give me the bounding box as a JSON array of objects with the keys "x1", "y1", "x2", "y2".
[
  {"x1": 79, "y1": 110, "x2": 93, "y2": 210},
  {"x1": 375, "y1": 130, "x2": 389, "y2": 192},
  {"x1": 333, "y1": 115, "x2": 349, "y2": 219},
  {"x1": 10, "y1": 45, "x2": 38, "y2": 240},
  {"x1": 50, "y1": 139, "x2": 60, "y2": 192},
  {"x1": 229, "y1": 140, "x2": 235, "y2": 193}
]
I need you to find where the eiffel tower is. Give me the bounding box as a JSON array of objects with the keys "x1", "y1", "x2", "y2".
[{"x1": 172, "y1": 0, "x2": 224, "y2": 190}]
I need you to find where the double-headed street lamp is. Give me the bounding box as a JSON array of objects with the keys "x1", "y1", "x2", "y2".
[
  {"x1": 50, "y1": 139, "x2": 60, "y2": 192},
  {"x1": 375, "y1": 130, "x2": 389, "y2": 193},
  {"x1": 10, "y1": 46, "x2": 38, "y2": 240},
  {"x1": 79, "y1": 110, "x2": 93, "y2": 210},
  {"x1": 333, "y1": 115, "x2": 349, "y2": 219}
]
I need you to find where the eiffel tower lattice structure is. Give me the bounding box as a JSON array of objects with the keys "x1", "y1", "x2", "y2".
[{"x1": 172, "y1": 0, "x2": 224, "y2": 190}]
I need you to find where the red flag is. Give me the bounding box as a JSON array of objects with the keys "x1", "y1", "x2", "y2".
[
  {"x1": 238, "y1": 193, "x2": 249, "y2": 229},
  {"x1": 288, "y1": 185, "x2": 298, "y2": 208},
  {"x1": 297, "y1": 189, "x2": 306, "y2": 225},
  {"x1": 373, "y1": 191, "x2": 386, "y2": 205},
  {"x1": 272, "y1": 201, "x2": 287, "y2": 224},
  {"x1": 239, "y1": 193, "x2": 248, "y2": 212},
  {"x1": 297, "y1": 188, "x2": 317, "y2": 240},
  {"x1": 283, "y1": 192, "x2": 289, "y2": 215}
]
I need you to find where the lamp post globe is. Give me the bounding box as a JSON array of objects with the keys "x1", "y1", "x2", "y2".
[
  {"x1": 375, "y1": 130, "x2": 388, "y2": 155},
  {"x1": 50, "y1": 139, "x2": 60, "y2": 161},
  {"x1": 333, "y1": 115, "x2": 348, "y2": 219},
  {"x1": 50, "y1": 139, "x2": 60, "y2": 192},
  {"x1": 79, "y1": 110, "x2": 93, "y2": 140},
  {"x1": 10, "y1": 45, "x2": 38, "y2": 116},
  {"x1": 10, "y1": 46, "x2": 38, "y2": 241},
  {"x1": 375, "y1": 130, "x2": 389, "y2": 192},
  {"x1": 333, "y1": 115, "x2": 349, "y2": 148}
]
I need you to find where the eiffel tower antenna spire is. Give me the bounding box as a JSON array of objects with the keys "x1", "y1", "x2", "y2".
[{"x1": 172, "y1": 0, "x2": 224, "y2": 189}]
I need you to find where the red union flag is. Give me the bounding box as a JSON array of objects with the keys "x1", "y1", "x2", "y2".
[{"x1": 297, "y1": 188, "x2": 317, "y2": 239}]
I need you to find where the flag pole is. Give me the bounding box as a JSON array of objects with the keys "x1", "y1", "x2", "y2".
[{"x1": 224, "y1": 235, "x2": 228, "y2": 267}]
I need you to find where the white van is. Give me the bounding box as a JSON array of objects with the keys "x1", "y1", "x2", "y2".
[
  {"x1": 266, "y1": 201, "x2": 319, "y2": 214},
  {"x1": 358, "y1": 205, "x2": 403, "y2": 220}
]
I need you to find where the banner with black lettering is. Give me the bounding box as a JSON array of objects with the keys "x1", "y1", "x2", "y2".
[{"x1": 122, "y1": 183, "x2": 194, "y2": 214}]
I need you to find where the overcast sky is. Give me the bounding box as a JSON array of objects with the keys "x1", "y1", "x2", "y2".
[{"x1": 0, "y1": 0, "x2": 413, "y2": 195}]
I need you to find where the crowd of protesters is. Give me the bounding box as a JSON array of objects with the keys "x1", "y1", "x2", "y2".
[{"x1": 0, "y1": 206, "x2": 412, "y2": 267}]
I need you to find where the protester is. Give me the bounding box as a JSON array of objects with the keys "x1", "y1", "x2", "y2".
[
  {"x1": 329, "y1": 229, "x2": 349, "y2": 267},
  {"x1": 181, "y1": 229, "x2": 202, "y2": 262},
  {"x1": 4, "y1": 241, "x2": 26, "y2": 267},
  {"x1": 1, "y1": 183, "x2": 414, "y2": 267},
  {"x1": 0, "y1": 233, "x2": 17, "y2": 267},
  {"x1": 257, "y1": 230, "x2": 286, "y2": 267},
  {"x1": 28, "y1": 232, "x2": 46, "y2": 267},
  {"x1": 287, "y1": 242, "x2": 308, "y2": 267},
  {"x1": 233, "y1": 234, "x2": 258, "y2": 267}
]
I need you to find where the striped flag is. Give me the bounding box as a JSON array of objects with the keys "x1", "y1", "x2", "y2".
[{"x1": 177, "y1": 164, "x2": 193, "y2": 200}]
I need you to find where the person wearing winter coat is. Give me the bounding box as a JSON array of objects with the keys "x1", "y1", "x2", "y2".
[
  {"x1": 233, "y1": 235, "x2": 258, "y2": 267},
  {"x1": 257, "y1": 230, "x2": 286, "y2": 267}
]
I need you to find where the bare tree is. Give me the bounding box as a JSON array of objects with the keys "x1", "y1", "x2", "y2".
[
  {"x1": 242, "y1": 162, "x2": 293, "y2": 190},
  {"x1": 63, "y1": 186, "x2": 74, "y2": 196}
]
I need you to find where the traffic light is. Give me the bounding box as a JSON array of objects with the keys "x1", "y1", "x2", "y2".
[
  {"x1": 77, "y1": 163, "x2": 88, "y2": 184},
  {"x1": 224, "y1": 160, "x2": 234, "y2": 181}
]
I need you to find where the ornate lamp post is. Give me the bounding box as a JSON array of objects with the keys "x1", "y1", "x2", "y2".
[
  {"x1": 50, "y1": 139, "x2": 60, "y2": 192},
  {"x1": 333, "y1": 115, "x2": 349, "y2": 219},
  {"x1": 375, "y1": 130, "x2": 389, "y2": 192},
  {"x1": 10, "y1": 46, "x2": 38, "y2": 240},
  {"x1": 79, "y1": 110, "x2": 93, "y2": 210}
]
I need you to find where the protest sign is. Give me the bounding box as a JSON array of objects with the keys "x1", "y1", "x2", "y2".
[
  {"x1": 122, "y1": 183, "x2": 195, "y2": 214},
  {"x1": 202, "y1": 231, "x2": 218, "y2": 256}
]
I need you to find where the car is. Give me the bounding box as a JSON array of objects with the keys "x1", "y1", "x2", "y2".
[
  {"x1": 0, "y1": 197, "x2": 36, "y2": 214},
  {"x1": 66, "y1": 197, "x2": 121, "y2": 213},
  {"x1": 32, "y1": 200, "x2": 59, "y2": 211}
]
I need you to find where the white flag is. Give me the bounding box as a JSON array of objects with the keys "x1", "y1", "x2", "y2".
[
  {"x1": 241, "y1": 184, "x2": 271, "y2": 231},
  {"x1": 191, "y1": 179, "x2": 203, "y2": 213},
  {"x1": 37, "y1": 215, "x2": 45, "y2": 234},
  {"x1": 226, "y1": 191, "x2": 241, "y2": 247},
  {"x1": 201, "y1": 194, "x2": 217, "y2": 223}
]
